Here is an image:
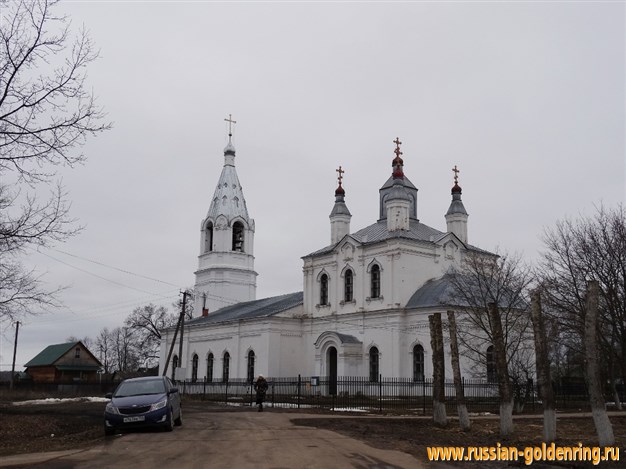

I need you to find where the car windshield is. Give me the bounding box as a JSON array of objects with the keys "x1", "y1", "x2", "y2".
[{"x1": 115, "y1": 379, "x2": 166, "y2": 397}]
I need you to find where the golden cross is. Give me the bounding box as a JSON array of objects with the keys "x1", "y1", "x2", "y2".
[
  {"x1": 224, "y1": 114, "x2": 237, "y2": 136},
  {"x1": 452, "y1": 165, "x2": 460, "y2": 184},
  {"x1": 393, "y1": 137, "x2": 403, "y2": 158},
  {"x1": 336, "y1": 166, "x2": 345, "y2": 185}
]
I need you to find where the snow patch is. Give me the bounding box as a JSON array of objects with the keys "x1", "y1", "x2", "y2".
[{"x1": 12, "y1": 396, "x2": 109, "y2": 406}]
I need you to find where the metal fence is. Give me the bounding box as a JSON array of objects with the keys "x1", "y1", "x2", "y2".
[
  {"x1": 177, "y1": 376, "x2": 498, "y2": 414},
  {"x1": 176, "y1": 375, "x2": 625, "y2": 414},
  {"x1": 3, "y1": 375, "x2": 622, "y2": 415}
]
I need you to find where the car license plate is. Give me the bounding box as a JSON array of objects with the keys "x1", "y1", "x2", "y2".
[{"x1": 123, "y1": 416, "x2": 145, "y2": 423}]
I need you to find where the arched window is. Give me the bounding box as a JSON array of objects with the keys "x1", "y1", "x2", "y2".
[
  {"x1": 191, "y1": 354, "x2": 199, "y2": 382},
  {"x1": 207, "y1": 353, "x2": 214, "y2": 383},
  {"x1": 413, "y1": 344, "x2": 424, "y2": 381},
  {"x1": 205, "y1": 222, "x2": 213, "y2": 252},
  {"x1": 223, "y1": 352, "x2": 230, "y2": 383},
  {"x1": 320, "y1": 274, "x2": 329, "y2": 305},
  {"x1": 486, "y1": 345, "x2": 497, "y2": 383},
  {"x1": 369, "y1": 347, "x2": 379, "y2": 382},
  {"x1": 370, "y1": 264, "x2": 381, "y2": 298},
  {"x1": 172, "y1": 355, "x2": 178, "y2": 381},
  {"x1": 344, "y1": 269, "x2": 354, "y2": 302},
  {"x1": 232, "y1": 221, "x2": 244, "y2": 251},
  {"x1": 247, "y1": 350, "x2": 255, "y2": 383}
]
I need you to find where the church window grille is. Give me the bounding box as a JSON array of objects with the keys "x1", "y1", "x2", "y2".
[
  {"x1": 369, "y1": 347, "x2": 380, "y2": 382},
  {"x1": 320, "y1": 274, "x2": 329, "y2": 305},
  {"x1": 223, "y1": 352, "x2": 230, "y2": 383},
  {"x1": 370, "y1": 264, "x2": 381, "y2": 298},
  {"x1": 172, "y1": 355, "x2": 178, "y2": 381},
  {"x1": 207, "y1": 353, "x2": 214, "y2": 382},
  {"x1": 247, "y1": 350, "x2": 255, "y2": 383},
  {"x1": 205, "y1": 222, "x2": 213, "y2": 252},
  {"x1": 413, "y1": 344, "x2": 424, "y2": 381},
  {"x1": 191, "y1": 354, "x2": 199, "y2": 382},
  {"x1": 344, "y1": 269, "x2": 354, "y2": 302},
  {"x1": 232, "y1": 222, "x2": 244, "y2": 252},
  {"x1": 486, "y1": 345, "x2": 497, "y2": 383}
]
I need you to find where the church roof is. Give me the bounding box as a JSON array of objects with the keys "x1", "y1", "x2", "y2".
[
  {"x1": 406, "y1": 273, "x2": 528, "y2": 310},
  {"x1": 305, "y1": 219, "x2": 492, "y2": 258},
  {"x1": 206, "y1": 143, "x2": 251, "y2": 223},
  {"x1": 186, "y1": 292, "x2": 303, "y2": 327},
  {"x1": 304, "y1": 219, "x2": 444, "y2": 257},
  {"x1": 406, "y1": 274, "x2": 464, "y2": 309},
  {"x1": 379, "y1": 174, "x2": 418, "y2": 190}
]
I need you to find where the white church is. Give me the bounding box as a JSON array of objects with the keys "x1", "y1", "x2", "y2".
[{"x1": 158, "y1": 128, "x2": 496, "y2": 383}]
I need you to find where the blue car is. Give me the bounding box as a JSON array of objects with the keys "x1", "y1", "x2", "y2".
[{"x1": 104, "y1": 376, "x2": 182, "y2": 436}]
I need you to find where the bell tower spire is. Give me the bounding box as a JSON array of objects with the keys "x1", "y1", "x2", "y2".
[
  {"x1": 329, "y1": 166, "x2": 352, "y2": 244},
  {"x1": 194, "y1": 116, "x2": 257, "y2": 316},
  {"x1": 445, "y1": 165, "x2": 469, "y2": 243}
]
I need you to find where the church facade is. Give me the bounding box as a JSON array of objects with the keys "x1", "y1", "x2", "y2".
[{"x1": 158, "y1": 132, "x2": 495, "y2": 383}]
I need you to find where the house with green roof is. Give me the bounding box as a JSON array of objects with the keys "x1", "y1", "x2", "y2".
[{"x1": 25, "y1": 341, "x2": 102, "y2": 383}]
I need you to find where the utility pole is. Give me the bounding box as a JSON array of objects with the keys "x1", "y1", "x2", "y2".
[
  {"x1": 177, "y1": 291, "x2": 188, "y2": 379},
  {"x1": 10, "y1": 321, "x2": 20, "y2": 390}
]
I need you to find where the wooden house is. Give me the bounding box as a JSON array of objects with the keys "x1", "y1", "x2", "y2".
[{"x1": 24, "y1": 341, "x2": 103, "y2": 383}]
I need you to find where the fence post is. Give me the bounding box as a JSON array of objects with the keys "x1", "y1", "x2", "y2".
[
  {"x1": 379, "y1": 374, "x2": 382, "y2": 413},
  {"x1": 272, "y1": 382, "x2": 275, "y2": 408},
  {"x1": 250, "y1": 382, "x2": 253, "y2": 407},
  {"x1": 298, "y1": 374, "x2": 301, "y2": 410},
  {"x1": 422, "y1": 376, "x2": 426, "y2": 415},
  {"x1": 225, "y1": 380, "x2": 228, "y2": 404}
]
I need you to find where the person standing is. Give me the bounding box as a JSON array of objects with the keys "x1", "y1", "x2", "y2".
[{"x1": 254, "y1": 374, "x2": 268, "y2": 412}]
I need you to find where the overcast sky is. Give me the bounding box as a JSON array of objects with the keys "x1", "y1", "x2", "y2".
[{"x1": 1, "y1": 1, "x2": 623, "y2": 371}]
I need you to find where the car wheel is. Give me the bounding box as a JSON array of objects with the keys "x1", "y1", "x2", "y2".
[
  {"x1": 104, "y1": 425, "x2": 115, "y2": 437},
  {"x1": 174, "y1": 407, "x2": 182, "y2": 426},
  {"x1": 164, "y1": 408, "x2": 174, "y2": 432}
]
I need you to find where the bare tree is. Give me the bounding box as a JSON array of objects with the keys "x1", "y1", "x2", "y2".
[
  {"x1": 447, "y1": 310, "x2": 470, "y2": 431},
  {"x1": 124, "y1": 304, "x2": 175, "y2": 369},
  {"x1": 540, "y1": 205, "x2": 626, "y2": 404},
  {"x1": 0, "y1": 0, "x2": 110, "y2": 321},
  {"x1": 585, "y1": 280, "x2": 615, "y2": 446},
  {"x1": 429, "y1": 313, "x2": 447, "y2": 427},
  {"x1": 488, "y1": 302, "x2": 515, "y2": 437},
  {"x1": 95, "y1": 327, "x2": 114, "y2": 374},
  {"x1": 450, "y1": 251, "x2": 534, "y2": 403},
  {"x1": 530, "y1": 289, "x2": 556, "y2": 442},
  {"x1": 114, "y1": 327, "x2": 140, "y2": 373}
]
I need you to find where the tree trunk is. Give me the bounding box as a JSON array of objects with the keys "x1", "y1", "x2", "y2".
[
  {"x1": 584, "y1": 280, "x2": 615, "y2": 446},
  {"x1": 488, "y1": 302, "x2": 514, "y2": 437},
  {"x1": 447, "y1": 310, "x2": 470, "y2": 431},
  {"x1": 530, "y1": 289, "x2": 556, "y2": 442},
  {"x1": 429, "y1": 314, "x2": 447, "y2": 427}
]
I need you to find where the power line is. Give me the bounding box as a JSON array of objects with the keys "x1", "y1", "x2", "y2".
[
  {"x1": 35, "y1": 249, "x2": 179, "y2": 299},
  {"x1": 47, "y1": 247, "x2": 181, "y2": 288}
]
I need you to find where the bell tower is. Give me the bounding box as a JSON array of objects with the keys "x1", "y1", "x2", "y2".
[{"x1": 194, "y1": 115, "x2": 257, "y2": 315}]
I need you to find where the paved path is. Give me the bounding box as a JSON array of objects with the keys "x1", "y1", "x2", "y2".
[{"x1": 1, "y1": 408, "x2": 423, "y2": 469}]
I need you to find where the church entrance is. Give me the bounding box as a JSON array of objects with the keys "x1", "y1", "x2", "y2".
[{"x1": 327, "y1": 346, "x2": 337, "y2": 395}]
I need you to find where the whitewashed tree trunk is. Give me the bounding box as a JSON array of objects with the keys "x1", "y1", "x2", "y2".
[
  {"x1": 585, "y1": 280, "x2": 615, "y2": 446},
  {"x1": 429, "y1": 314, "x2": 447, "y2": 427},
  {"x1": 447, "y1": 310, "x2": 470, "y2": 431},
  {"x1": 488, "y1": 302, "x2": 514, "y2": 437},
  {"x1": 530, "y1": 289, "x2": 556, "y2": 442}
]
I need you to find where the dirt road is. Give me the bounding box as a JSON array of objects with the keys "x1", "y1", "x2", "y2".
[{"x1": 1, "y1": 407, "x2": 422, "y2": 469}]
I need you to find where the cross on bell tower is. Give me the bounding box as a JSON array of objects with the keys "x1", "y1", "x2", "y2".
[{"x1": 224, "y1": 114, "x2": 237, "y2": 141}]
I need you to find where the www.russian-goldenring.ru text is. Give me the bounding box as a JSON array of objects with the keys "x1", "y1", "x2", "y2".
[{"x1": 427, "y1": 442, "x2": 620, "y2": 465}]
